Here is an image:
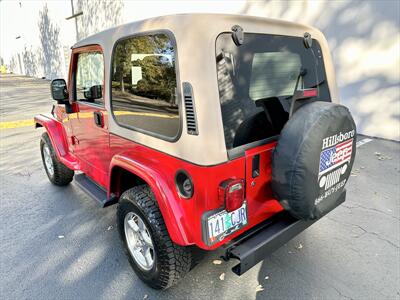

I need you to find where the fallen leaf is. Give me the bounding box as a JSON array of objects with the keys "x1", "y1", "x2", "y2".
[
  {"x1": 213, "y1": 259, "x2": 222, "y2": 265},
  {"x1": 219, "y1": 273, "x2": 225, "y2": 281},
  {"x1": 256, "y1": 284, "x2": 264, "y2": 292},
  {"x1": 58, "y1": 235, "x2": 64, "y2": 239},
  {"x1": 374, "y1": 152, "x2": 392, "y2": 161}
]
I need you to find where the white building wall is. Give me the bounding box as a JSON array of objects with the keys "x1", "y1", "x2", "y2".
[{"x1": 1, "y1": 0, "x2": 399, "y2": 140}]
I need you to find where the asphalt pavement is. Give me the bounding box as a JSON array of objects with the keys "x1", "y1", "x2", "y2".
[{"x1": 0, "y1": 74, "x2": 399, "y2": 300}]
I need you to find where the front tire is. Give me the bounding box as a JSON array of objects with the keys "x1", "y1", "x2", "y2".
[
  {"x1": 117, "y1": 185, "x2": 192, "y2": 290},
  {"x1": 40, "y1": 132, "x2": 74, "y2": 186}
]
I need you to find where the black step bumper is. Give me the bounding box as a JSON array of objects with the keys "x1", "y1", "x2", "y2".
[{"x1": 224, "y1": 190, "x2": 346, "y2": 275}]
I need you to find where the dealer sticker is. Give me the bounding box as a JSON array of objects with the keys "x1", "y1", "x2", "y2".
[{"x1": 316, "y1": 130, "x2": 354, "y2": 202}]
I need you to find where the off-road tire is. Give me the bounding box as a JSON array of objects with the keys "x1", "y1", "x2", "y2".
[
  {"x1": 117, "y1": 185, "x2": 192, "y2": 290},
  {"x1": 40, "y1": 132, "x2": 74, "y2": 186}
]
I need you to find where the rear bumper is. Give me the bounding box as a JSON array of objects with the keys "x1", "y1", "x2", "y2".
[{"x1": 223, "y1": 190, "x2": 346, "y2": 275}]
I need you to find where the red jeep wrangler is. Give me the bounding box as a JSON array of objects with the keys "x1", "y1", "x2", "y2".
[{"x1": 35, "y1": 14, "x2": 356, "y2": 289}]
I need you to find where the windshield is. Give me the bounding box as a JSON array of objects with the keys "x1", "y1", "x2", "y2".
[{"x1": 216, "y1": 32, "x2": 331, "y2": 151}]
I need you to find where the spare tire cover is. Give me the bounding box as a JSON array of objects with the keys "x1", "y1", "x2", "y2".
[{"x1": 272, "y1": 101, "x2": 356, "y2": 220}]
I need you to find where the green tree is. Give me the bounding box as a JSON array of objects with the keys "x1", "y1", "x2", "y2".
[{"x1": 113, "y1": 34, "x2": 174, "y2": 96}]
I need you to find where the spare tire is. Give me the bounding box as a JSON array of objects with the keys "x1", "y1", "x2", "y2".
[{"x1": 272, "y1": 101, "x2": 356, "y2": 220}]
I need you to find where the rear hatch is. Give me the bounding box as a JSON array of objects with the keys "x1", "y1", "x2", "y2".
[{"x1": 215, "y1": 31, "x2": 331, "y2": 219}]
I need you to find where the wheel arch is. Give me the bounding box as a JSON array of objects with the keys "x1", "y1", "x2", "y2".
[
  {"x1": 109, "y1": 155, "x2": 192, "y2": 246},
  {"x1": 34, "y1": 114, "x2": 79, "y2": 170},
  {"x1": 109, "y1": 165, "x2": 147, "y2": 198},
  {"x1": 35, "y1": 114, "x2": 67, "y2": 157}
]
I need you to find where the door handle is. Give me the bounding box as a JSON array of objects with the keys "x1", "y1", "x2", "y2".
[
  {"x1": 93, "y1": 111, "x2": 104, "y2": 127},
  {"x1": 252, "y1": 154, "x2": 260, "y2": 178}
]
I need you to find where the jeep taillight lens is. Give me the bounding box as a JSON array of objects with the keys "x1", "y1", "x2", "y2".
[
  {"x1": 302, "y1": 88, "x2": 318, "y2": 98},
  {"x1": 219, "y1": 179, "x2": 245, "y2": 212}
]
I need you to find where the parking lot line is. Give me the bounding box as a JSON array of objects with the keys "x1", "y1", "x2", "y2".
[
  {"x1": 0, "y1": 111, "x2": 178, "y2": 130},
  {"x1": 356, "y1": 138, "x2": 373, "y2": 148},
  {"x1": 0, "y1": 119, "x2": 35, "y2": 130}
]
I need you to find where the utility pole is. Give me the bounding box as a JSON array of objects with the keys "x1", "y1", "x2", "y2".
[{"x1": 66, "y1": 0, "x2": 82, "y2": 42}]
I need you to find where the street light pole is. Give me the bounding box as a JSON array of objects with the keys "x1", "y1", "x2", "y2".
[{"x1": 69, "y1": 0, "x2": 80, "y2": 42}]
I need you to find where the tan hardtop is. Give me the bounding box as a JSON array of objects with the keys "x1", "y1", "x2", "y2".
[
  {"x1": 71, "y1": 13, "x2": 339, "y2": 166},
  {"x1": 73, "y1": 13, "x2": 320, "y2": 48}
]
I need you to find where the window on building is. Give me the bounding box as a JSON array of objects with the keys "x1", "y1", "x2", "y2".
[{"x1": 111, "y1": 33, "x2": 180, "y2": 139}]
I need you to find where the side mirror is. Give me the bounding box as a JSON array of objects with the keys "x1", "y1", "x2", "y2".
[
  {"x1": 50, "y1": 79, "x2": 69, "y2": 103},
  {"x1": 83, "y1": 85, "x2": 102, "y2": 100}
]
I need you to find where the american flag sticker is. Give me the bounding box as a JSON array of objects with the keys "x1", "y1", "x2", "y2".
[{"x1": 319, "y1": 138, "x2": 353, "y2": 177}]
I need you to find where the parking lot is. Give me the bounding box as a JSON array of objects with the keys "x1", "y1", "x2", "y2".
[{"x1": 0, "y1": 74, "x2": 399, "y2": 300}]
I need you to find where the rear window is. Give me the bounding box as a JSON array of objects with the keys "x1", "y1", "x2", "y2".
[{"x1": 216, "y1": 33, "x2": 330, "y2": 151}]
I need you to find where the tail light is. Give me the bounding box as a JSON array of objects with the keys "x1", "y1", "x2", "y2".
[
  {"x1": 219, "y1": 179, "x2": 245, "y2": 212},
  {"x1": 302, "y1": 88, "x2": 318, "y2": 98}
]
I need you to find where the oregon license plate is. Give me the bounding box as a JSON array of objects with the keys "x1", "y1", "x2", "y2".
[{"x1": 207, "y1": 202, "x2": 248, "y2": 244}]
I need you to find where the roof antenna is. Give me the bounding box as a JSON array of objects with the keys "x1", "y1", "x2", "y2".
[
  {"x1": 303, "y1": 32, "x2": 312, "y2": 48},
  {"x1": 231, "y1": 25, "x2": 244, "y2": 46}
]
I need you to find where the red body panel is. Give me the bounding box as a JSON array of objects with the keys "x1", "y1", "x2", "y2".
[
  {"x1": 63, "y1": 44, "x2": 110, "y2": 188},
  {"x1": 68, "y1": 104, "x2": 110, "y2": 188},
  {"x1": 107, "y1": 134, "x2": 283, "y2": 249},
  {"x1": 34, "y1": 114, "x2": 80, "y2": 171},
  {"x1": 244, "y1": 143, "x2": 284, "y2": 224}
]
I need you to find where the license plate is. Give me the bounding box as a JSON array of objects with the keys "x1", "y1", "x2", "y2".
[{"x1": 207, "y1": 202, "x2": 248, "y2": 244}]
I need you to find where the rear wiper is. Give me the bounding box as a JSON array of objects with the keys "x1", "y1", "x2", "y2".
[
  {"x1": 295, "y1": 67, "x2": 307, "y2": 90},
  {"x1": 284, "y1": 67, "x2": 307, "y2": 100},
  {"x1": 309, "y1": 79, "x2": 325, "y2": 88}
]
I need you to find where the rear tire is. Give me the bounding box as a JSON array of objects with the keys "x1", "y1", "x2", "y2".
[
  {"x1": 117, "y1": 185, "x2": 192, "y2": 290},
  {"x1": 40, "y1": 132, "x2": 74, "y2": 186}
]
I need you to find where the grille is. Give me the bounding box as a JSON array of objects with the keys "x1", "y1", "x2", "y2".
[{"x1": 325, "y1": 167, "x2": 342, "y2": 190}]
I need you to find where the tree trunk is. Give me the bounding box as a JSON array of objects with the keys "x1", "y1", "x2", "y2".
[{"x1": 120, "y1": 76, "x2": 125, "y2": 93}]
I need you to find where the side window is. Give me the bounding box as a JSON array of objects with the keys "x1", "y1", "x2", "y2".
[
  {"x1": 76, "y1": 51, "x2": 104, "y2": 105},
  {"x1": 111, "y1": 33, "x2": 180, "y2": 138}
]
